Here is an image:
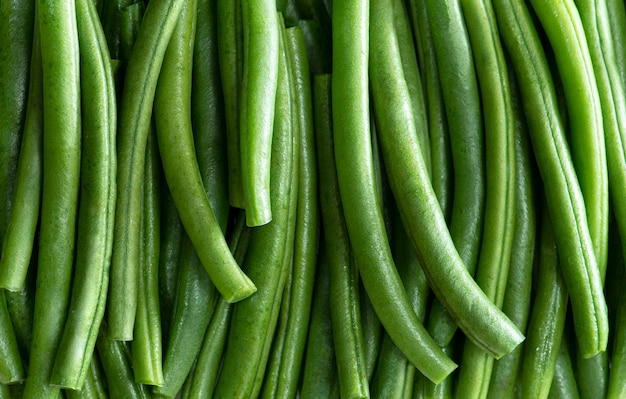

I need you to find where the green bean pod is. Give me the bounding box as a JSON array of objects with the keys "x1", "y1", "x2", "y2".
[
  {"x1": 454, "y1": 0, "x2": 517, "y2": 395},
  {"x1": 492, "y1": 0, "x2": 606, "y2": 361},
  {"x1": 421, "y1": 0, "x2": 488, "y2": 347},
  {"x1": 99, "y1": 0, "x2": 135, "y2": 60},
  {"x1": 153, "y1": 0, "x2": 255, "y2": 305},
  {"x1": 213, "y1": 19, "x2": 298, "y2": 396},
  {"x1": 487, "y1": 65, "x2": 537, "y2": 399},
  {"x1": 370, "y1": 0, "x2": 522, "y2": 361},
  {"x1": 239, "y1": 0, "x2": 280, "y2": 226},
  {"x1": 300, "y1": 243, "x2": 341, "y2": 399},
  {"x1": 260, "y1": 26, "x2": 318, "y2": 399},
  {"x1": 336, "y1": 0, "x2": 456, "y2": 382},
  {"x1": 0, "y1": 2, "x2": 41, "y2": 292},
  {"x1": 608, "y1": 273, "x2": 626, "y2": 398},
  {"x1": 119, "y1": 2, "x2": 145, "y2": 64},
  {"x1": 314, "y1": 73, "x2": 369, "y2": 399},
  {"x1": 520, "y1": 209, "x2": 568, "y2": 399},
  {"x1": 108, "y1": 0, "x2": 186, "y2": 340},
  {"x1": 216, "y1": 0, "x2": 245, "y2": 208},
  {"x1": 65, "y1": 354, "x2": 108, "y2": 399},
  {"x1": 186, "y1": 212, "x2": 250, "y2": 399},
  {"x1": 49, "y1": 0, "x2": 117, "y2": 389},
  {"x1": 5, "y1": 263, "x2": 35, "y2": 370},
  {"x1": 131, "y1": 124, "x2": 163, "y2": 386},
  {"x1": 424, "y1": 0, "x2": 485, "y2": 281},
  {"x1": 23, "y1": 0, "x2": 81, "y2": 396}
]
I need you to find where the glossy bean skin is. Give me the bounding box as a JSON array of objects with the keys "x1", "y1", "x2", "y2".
[
  {"x1": 239, "y1": 0, "x2": 280, "y2": 226},
  {"x1": 369, "y1": 0, "x2": 522, "y2": 362},
  {"x1": 213, "y1": 20, "x2": 298, "y2": 397},
  {"x1": 314, "y1": 74, "x2": 369, "y2": 399},
  {"x1": 23, "y1": 0, "x2": 82, "y2": 396},
  {"x1": 492, "y1": 0, "x2": 607, "y2": 361},
  {"x1": 109, "y1": 0, "x2": 186, "y2": 340},
  {"x1": 528, "y1": 0, "x2": 609, "y2": 358},
  {"x1": 153, "y1": 0, "x2": 255, "y2": 305},
  {"x1": 49, "y1": 0, "x2": 117, "y2": 389}
]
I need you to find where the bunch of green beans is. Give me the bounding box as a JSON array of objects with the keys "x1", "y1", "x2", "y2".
[{"x1": 5, "y1": 0, "x2": 626, "y2": 397}]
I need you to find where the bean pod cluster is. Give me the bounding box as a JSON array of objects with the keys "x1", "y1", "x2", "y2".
[{"x1": 1, "y1": 0, "x2": 626, "y2": 398}]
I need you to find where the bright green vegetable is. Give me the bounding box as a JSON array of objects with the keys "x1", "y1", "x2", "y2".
[{"x1": 23, "y1": 0, "x2": 81, "y2": 396}]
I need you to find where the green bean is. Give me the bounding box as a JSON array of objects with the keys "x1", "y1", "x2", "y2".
[
  {"x1": 0, "y1": 0, "x2": 34, "y2": 248},
  {"x1": 529, "y1": 0, "x2": 609, "y2": 358},
  {"x1": 108, "y1": 0, "x2": 186, "y2": 340},
  {"x1": 300, "y1": 242, "x2": 340, "y2": 399},
  {"x1": 0, "y1": 3, "x2": 40, "y2": 292},
  {"x1": 96, "y1": 325, "x2": 151, "y2": 399},
  {"x1": 424, "y1": 0, "x2": 485, "y2": 281},
  {"x1": 520, "y1": 209, "x2": 568, "y2": 399},
  {"x1": 65, "y1": 354, "x2": 108, "y2": 399},
  {"x1": 23, "y1": 0, "x2": 81, "y2": 396},
  {"x1": 192, "y1": 0, "x2": 229, "y2": 232},
  {"x1": 185, "y1": 212, "x2": 250, "y2": 399},
  {"x1": 153, "y1": 237, "x2": 215, "y2": 398},
  {"x1": 575, "y1": 350, "x2": 609, "y2": 399},
  {"x1": 487, "y1": 64, "x2": 537, "y2": 399},
  {"x1": 153, "y1": 0, "x2": 255, "y2": 305},
  {"x1": 239, "y1": 0, "x2": 280, "y2": 226},
  {"x1": 216, "y1": 0, "x2": 245, "y2": 208},
  {"x1": 260, "y1": 26, "x2": 318, "y2": 399},
  {"x1": 5, "y1": 263, "x2": 35, "y2": 369},
  {"x1": 295, "y1": 19, "x2": 332, "y2": 75},
  {"x1": 49, "y1": 0, "x2": 116, "y2": 389},
  {"x1": 213, "y1": 18, "x2": 298, "y2": 396},
  {"x1": 548, "y1": 335, "x2": 580, "y2": 399},
  {"x1": 334, "y1": 0, "x2": 454, "y2": 384},
  {"x1": 131, "y1": 124, "x2": 163, "y2": 386},
  {"x1": 454, "y1": 0, "x2": 517, "y2": 395},
  {"x1": 420, "y1": 0, "x2": 489, "y2": 348},
  {"x1": 314, "y1": 73, "x2": 369, "y2": 399},
  {"x1": 370, "y1": 0, "x2": 522, "y2": 361},
  {"x1": 492, "y1": 0, "x2": 607, "y2": 360}
]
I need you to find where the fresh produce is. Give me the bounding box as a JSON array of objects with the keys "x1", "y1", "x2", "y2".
[{"x1": 3, "y1": 0, "x2": 626, "y2": 397}]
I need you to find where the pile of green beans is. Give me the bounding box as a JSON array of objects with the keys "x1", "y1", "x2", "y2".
[{"x1": 5, "y1": 0, "x2": 626, "y2": 397}]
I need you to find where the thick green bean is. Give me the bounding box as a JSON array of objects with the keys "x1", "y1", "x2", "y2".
[
  {"x1": 240, "y1": 0, "x2": 280, "y2": 226},
  {"x1": 99, "y1": 0, "x2": 134, "y2": 60},
  {"x1": 370, "y1": 0, "x2": 522, "y2": 361},
  {"x1": 131, "y1": 125, "x2": 163, "y2": 386},
  {"x1": 109, "y1": 0, "x2": 186, "y2": 340},
  {"x1": 0, "y1": 4, "x2": 41, "y2": 292},
  {"x1": 493, "y1": 0, "x2": 607, "y2": 361},
  {"x1": 0, "y1": 291, "x2": 23, "y2": 384},
  {"x1": 153, "y1": 0, "x2": 254, "y2": 304},
  {"x1": 119, "y1": 2, "x2": 145, "y2": 64},
  {"x1": 213, "y1": 20, "x2": 297, "y2": 396},
  {"x1": 65, "y1": 354, "x2": 108, "y2": 399},
  {"x1": 49, "y1": 0, "x2": 116, "y2": 389},
  {"x1": 23, "y1": 0, "x2": 81, "y2": 396},
  {"x1": 529, "y1": 0, "x2": 609, "y2": 358},
  {"x1": 216, "y1": 0, "x2": 245, "y2": 208},
  {"x1": 5, "y1": 264, "x2": 35, "y2": 370},
  {"x1": 606, "y1": 0, "x2": 626, "y2": 88}
]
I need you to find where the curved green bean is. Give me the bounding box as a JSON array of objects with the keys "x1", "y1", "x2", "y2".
[{"x1": 49, "y1": 0, "x2": 117, "y2": 389}]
